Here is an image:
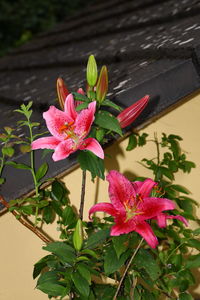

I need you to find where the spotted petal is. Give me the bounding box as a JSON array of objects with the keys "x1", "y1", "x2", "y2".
[
  {"x1": 89, "y1": 202, "x2": 118, "y2": 220},
  {"x1": 155, "y1": 213, "x2": 188, "y2": 228},
  {"x1": 64, "y1": 94, "x2": 78, "y2": 120},
  {"x1": 137, "y1": 197, "x2": 175, "y2": 221},
  {"x1": 79, "y1": 137, "x2": 104, "y2": 159},
  {"x1": 74, "y1": 101, "x2": 96, "y2": 138},
  {"x1": 32, "y1": 136, "x2": 60, "y2": 150},
  {"x1": 136, "y1": 178, "x2": 157, "y2": 198},
  {"x1": 107, "y1": 170, "x2": 136, "y2": 212},
  {"x1": 134, "y1": 221, "x2": 158, "y2": 248},
  {"x1": 43, "y1": 106, "x2": 73, "y2": 140},
  {"x1": 52, "y1": 139, "x2": 75, "y2": 161}
]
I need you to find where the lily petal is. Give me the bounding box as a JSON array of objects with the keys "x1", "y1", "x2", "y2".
[
  {"x1": 43, "y1": 106, "x2": 73, "y2": 140},
  {"x1": 137, "y1": 197, "x2": 175, "y2": 220},
  {"x1": 89, "y1": 202, "x2": 118, "y2": 220},
  {"x1": 32, "y1": 136, "x2": 60, "y2": 150},
  {"x1": 64, "y1": 94, "x2": 78, "y2": 120},
  {"x1": 107, "y1": 170, "x2": 136, "y2": 212},
  {"x1": 52, "y1": 139, "x2": 74, "y2": 161},
  {"x1": 79, "y1": 137, "x2": 104, "y2": 159},
  {"x1": 137, "y1": 178, "x2": 157, "y2": 198},
  {"x1": 134, "y1": 221, "x2": 158, "y2": 248},
  {"x1": 74, "y1": 101, "x2": 96, "y2": 137}
]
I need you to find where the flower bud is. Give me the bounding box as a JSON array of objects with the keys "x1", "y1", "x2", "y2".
[
  {"x1": 96, "y1": 66, "x2": 108, "y2": 103},
  {"x1": 73, "y1": 219, "x2": 83, "y2": 251},
  {"x1": 56, "y1": 77, "x2": 69, "y2": 110},
  {"x1": 117, "y1": 95, "x2": 150, "y2": 128},
  {"x1": 86, "y1": 55, "x2": 98, "y2": 87}
]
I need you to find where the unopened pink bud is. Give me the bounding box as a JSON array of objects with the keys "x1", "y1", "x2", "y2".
[
  {"x1": 56, "y1": 77, "x2": 69, "y2": 110},
  {"x1": 117, "y1": 95, "x2": 150, "y2": 128},
  {"x1": 96, "y1": 66, "x2": 108, "y2": 102}
]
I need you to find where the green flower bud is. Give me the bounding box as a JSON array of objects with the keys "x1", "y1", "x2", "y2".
[
  {"x1": 73, "y1": 219, "x2": 83, "y2": 251},
  {"x1": 86, "y1": 55, "x2": 98, "y2": 87},
  {"x1": 96, "y1": 66, "x2": 108, "y2": 103}
]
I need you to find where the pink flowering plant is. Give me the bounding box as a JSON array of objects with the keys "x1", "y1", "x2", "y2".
[{"x1": 0, "y1": 55, "x2": 199, "y2": 300}]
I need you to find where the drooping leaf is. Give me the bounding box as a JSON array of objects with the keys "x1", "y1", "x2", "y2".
[
  {"x1": 104, "y1": 245, "x2": 130, "y2": 275},
  {"x1": 126, "y1": 133, "x2": 137, "y2": 151},
  {"x1": 84, "y1": 228, "x2": 110, "y2": 249},
  {"x1": 133, "y1": 249, "x2": 161, "y2": 281},
  {"x1": 43, "y1": 242, "x2": 75, "y2": 265},
  {"x1": 102, "y1": 99, "x2": 122, "y2": 111},
  {"x1": 37, "y1": 282, "x2": 67, "y2": 297},
  {"x1": 95, "y1": 110, "x2": 122, "y2": 136},
  {"x1": 51, "y1": 180, "x2": 65, "y2": 202},
  {"x1": 112, "y1": 234, "x2": 129, "y2": 258},
  {"x1": 62, "y1": 206, "x2": 77, "y2": 226},
  {"x1": 33, "y1": 255, "x2": 55, "y2": 279},
  {"x1": 71, "y1": 272, "x2": 90, "y2": 297},
  {"x1": 78, "y1": 151, "x2": 105, "y2": 180},
  {"x1": 77, "y1": 263, "x2": 91, "y2": 284},
  {"x1": 171, "y1": 185, "x2": 190, "y2": 194}
]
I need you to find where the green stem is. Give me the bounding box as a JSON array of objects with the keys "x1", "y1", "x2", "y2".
[
  {"x1": 0, "y1": 153, "x2": 5, "y2": 177},
  {"x1": 113, "y1": 238, "x2": 144, "y2": 300},
  {"x1": 28, "y1": 120, "x2": 39, "y2": 226}
]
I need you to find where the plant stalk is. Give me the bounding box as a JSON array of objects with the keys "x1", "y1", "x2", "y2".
[
  {"x1": 113, "y1": 238, "x2": 144, "y2": 300},
  {"x1": 79, "y1": 170, "x2": 86, "y2": 220},
  {"x1": 0, "y1": 195, "x2": 52, "y2": 244}
]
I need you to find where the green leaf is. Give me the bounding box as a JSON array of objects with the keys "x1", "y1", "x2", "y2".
[
  {"x1": 37, "y1": 282, "x2": 66, "y2": 297},
  {"x1": 36, "y1": 162, "x2": 48, "y2": 181},
  {"x1": 51, "y1": 200, "x2": 63, "y2": 217},
  {"x1": 77, "y1": 263, "x2": 91, "y2": 284},
  {"x1": 96, "y1": 128, "x2": 105, "y2": 142},
  {"x1": 102, "y1": 99, "x2": 122, "y2": 111},
  {"x1": 133, "y1": 249, "x2": 161, "y2": 281},
  {"x1": 37, "y1": 271, "x2": 58, "y2": 285},
  {"x1": 112, "y1": 234, "x2": 128, "y2": 258},
  {"x1": 171, "y1": 185, "x2": 190, "y2": 194},
  {"x1": 104, "y1": 245, "x2": 130, "y2": 275},
  {"x1": 169, "y1": 139, "x2": 181, "y2": 160},
  {"x1": 21, "y1": 205, "x2": 33, "y2": 215},
  {"x1": 43, "y1": 205, "x2": 55, "y2": 224},
  {"x1": 78, "y1": 151, "x2": 105, "y2": 180},
  {"x1": 71, "y1": 272, "x2": 90, "y2": 297},
  {"x1": 2, "y1": 146, "x2": 14, "y2": 157},
  {"x1": 158, "y1": 166, "x2": 174, "y2": 180},
  {"x1": 138, "y1": 133, "x2": 148, "y2": 146},
  {"x1": 43, "y1": 242, "x2": 75, "y2": 265},
  {"x1": 51, "y1": 180, "x2": 65, "y2": 201},
  {"x1": 95, "y1": 110, "x2": 122, "y2": 136},
  {"x1": 33, "y1": 255, "x2": 55, "y2": 279},
  {"x1": 126, "y1": 134, "x2": 137, "y2": 151},
  {"x1": 72, "y1": 92, "x2": 90, "y2": 102},
  {"x1": 76, "y1": 103, "x2": 89, "y2": 111},
  {"x1": 6, "y1": 161, "x2": 31, "y2": 170},
  {"x1": 85, "y1": 228, "x2": 110, "y2": 249},
  {"x1": 62, "y1": 206, "x2": 77, "y2": 226},
  {"x1": 186, "y1": 254, "x2": 200, "y2": 269},
  {"x1": 187, "y1": 239, "x2": 200, "y2": 250},
  {"x1": 0, "y1": 177, "x2": 5, "y2": 184},
  {"x1": 178, "y1": 292, "x2": 194, "y2": 300},
  {"x1": 193, "y1": 228, "x2": 200, "y2": 235}
]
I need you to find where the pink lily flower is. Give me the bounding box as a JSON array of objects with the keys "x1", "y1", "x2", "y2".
[
  {"x1": 117, "y1": 95, "x2": 150, "y2": 128},
  {"x1": 32, "y1": 94, "x2": 104, "y2": 161},
  {"x1": 89, "y1": 170, "x2": 187, "y2": 248}
]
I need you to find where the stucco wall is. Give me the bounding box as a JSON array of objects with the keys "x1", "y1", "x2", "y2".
[{"x1": 0, "y1": 93, "x2": 199, "y2": 300}]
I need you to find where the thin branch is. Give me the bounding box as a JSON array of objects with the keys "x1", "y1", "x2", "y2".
[
  {"x1": 79, "y1": 170, "x2": 86, "y2": 220},
  {"x1": 113, "y1": 238, "x2": 144, "y2": 300},
  {"x1": 0, "y1": 195, "x2": 52, "y2": 244}
]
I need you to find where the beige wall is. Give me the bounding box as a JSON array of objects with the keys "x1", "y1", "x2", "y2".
[{"x1": 0, "y1": 93, "x2": 199, "y2": 300}]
